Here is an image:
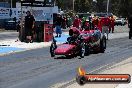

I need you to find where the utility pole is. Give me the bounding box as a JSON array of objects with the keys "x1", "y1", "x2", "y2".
[
  {"x1": 73, "y1": 0, "x2": 74, "y2": 11},
  {"x1": 11, "y1": 0, "x2": 12, "y2": 8},
  {"x1": 20, "y1": 0, "x2": 23, "y2": 41},
  {"x1": 107, "y1": 0, "x2": 109, "y2": 15}
]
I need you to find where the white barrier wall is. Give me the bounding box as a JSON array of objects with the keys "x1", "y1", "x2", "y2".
[
  {"x1": 0, "y1": 7, "x2": 27, "y2": 20},
  {"x1": 32, "y1": 6, "x2": 58, "y2": 24},
  {"x1": 0, "y1": 5, "x2": 58, "y2": 24},
  {"x1": 0, "y1": 7, "x2": 11, "y2": 19}
]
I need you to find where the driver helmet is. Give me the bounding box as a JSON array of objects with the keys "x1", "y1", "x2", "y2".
[{"x1": 69, "y1": 27, "x2": 80, "y2": 36}]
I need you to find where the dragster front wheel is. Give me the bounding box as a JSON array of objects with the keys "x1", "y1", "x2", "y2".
[
  {"x1": 100, "y1": 36, "x2": 106, "y2": 53},
  {"x1": 50, "y1": 43, "x2": 57, "y2": 57},
  {"x1": 79, "y1": 42, "x2": 85, "y2": 58}
]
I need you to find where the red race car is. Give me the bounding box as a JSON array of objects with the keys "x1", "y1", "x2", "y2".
[{"x1": 50, "y1": 27, "x2": 106, "y2": 58}]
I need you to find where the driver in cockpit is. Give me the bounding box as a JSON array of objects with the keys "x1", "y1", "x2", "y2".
[{"x1": 67, "y1": 28, "x2": 81, "y2": 43}]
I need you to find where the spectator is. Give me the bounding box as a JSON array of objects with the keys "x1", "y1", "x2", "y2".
[
  {"x1": 81, "y1": 16, "x2": 87, "y2": 29},
  {"x1": 73, "y1": 15, "x2": 81, "y2": 29},
  {"x1": 24, "y1": 11, "x2": 35, "y2": 43},
  {"x1": 62, "y1": 16, "x2": 67, "y2": 29},
  {"x1": 55, "y1": 14, "x2": 62, "y2": 37},
  {"x1": 89, "y1": 16, "x2": 94, "y2": 30},
  {"x1": 83, "y1": 19, "x2": 90, "y2": 31},
  {"x1": 98, "y1": 17, "x2": 102, "y2": 32},
  {"x1": 67, "y1": 16, "x2": 72, "y2": 28},
  {"x1": 101, "y1": 16, "x2": 111, "y2": 40},
  {"x1": 128, "y1": 15, "x2": 132, "y2": 39},
  {"x1": 92, "y1": 16, "x2": 99, "y2": 27},
  {"x1": 16, "y1": 18, "x2": 21, "y2": 32},
  {"x1": 109, "y1": 16, "x2": 115, "y2": 33}
]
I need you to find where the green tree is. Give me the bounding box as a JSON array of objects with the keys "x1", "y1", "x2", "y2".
[
  {"x1": 55, "y1": 0, "x2": 64, "y2": 9},
  {"x1": 12, "y1": 0, "x2": 16, "y2": 8},
  {"x1": 96, "y1": 0, "x2": 106, "y2": 12},
  {"x1": 118, "y1": 0, "x2": 129, "y2": 17},
  {"x1": 74, "y1": 0, "x2": 91, "y2": 13}
]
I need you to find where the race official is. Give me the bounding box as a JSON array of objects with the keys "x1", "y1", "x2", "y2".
[
  {"x1": 73, "y1": 15, "x2": 81, "y2": 29},
  {"x1": 109, "y1": 16, "x2": 115, "y2": 33},
  {"x1": 101, "y1": 17, "x2": 111, "y2": 40},
  {"x1": 98, "y1": 17, "x2": 102, "y2": 32},
  {"x1": 24, "y1": 11, "x2": 35, "y2": 43}
]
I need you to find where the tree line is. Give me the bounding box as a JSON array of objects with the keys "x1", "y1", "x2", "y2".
[
  {"x1": 56, "y1": 0, "x2": 132, "y2": 17},
  {"x1": 1, "y1": 0, "x2": 132, "y2": 17}
]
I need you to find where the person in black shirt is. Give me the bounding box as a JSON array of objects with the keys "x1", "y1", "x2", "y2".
[
  {"x1": 24, "y1": 11, "x2": 35, "y2": 43},
  {"x1": 128, "y1": 15, "x2": 132, "y2": 39}
]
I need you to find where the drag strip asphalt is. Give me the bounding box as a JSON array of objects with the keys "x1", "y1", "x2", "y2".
[{"x1": 0, "y1": 37, "x2": 132, "y2": 88}]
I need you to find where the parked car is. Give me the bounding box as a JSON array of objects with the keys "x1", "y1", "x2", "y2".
[
  {"x1": 124, "y1": 18, "x2": 128, "y2": 24},
  {"x1": 4, "y1": 20, "x2": 17, "y2": 30},
  {"x1": 114, "y1": 18, "x2": 125, "y2": 26}
]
